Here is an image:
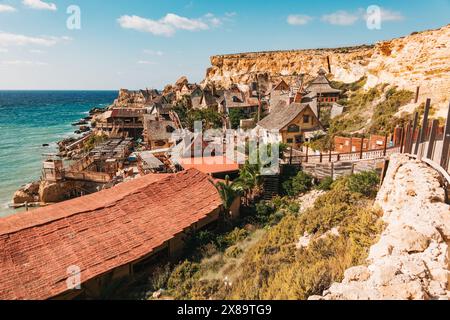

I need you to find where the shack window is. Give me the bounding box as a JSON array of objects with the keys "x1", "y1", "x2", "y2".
[
  {"x1": 303, "y1": 115, "x2": 310, "y2": 124},
  {"x1": 287, "y1": 124, "x2": 300, "y2": 133}
]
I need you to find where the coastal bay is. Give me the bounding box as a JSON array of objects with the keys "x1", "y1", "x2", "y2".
[{"x1": 0, "y1": 90, "x2": 117, "y2": 217}]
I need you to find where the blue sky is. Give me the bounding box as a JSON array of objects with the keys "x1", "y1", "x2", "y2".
[{"x1": 0, "y1": 0, "x2": 449, "y2": 90}]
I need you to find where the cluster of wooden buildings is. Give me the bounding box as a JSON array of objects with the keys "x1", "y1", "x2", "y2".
[
  {"x1": 89, "y1": 68, "x2": 344, "y2": 153},
  {"x1": 2, "y1": 67, "x2": 357, "y2": 300}
]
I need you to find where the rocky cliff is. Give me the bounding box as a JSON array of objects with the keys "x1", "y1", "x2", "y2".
[
  {"x1": 310, "y1": 154, "x2": 450, "y2": 300},
  {"x1": 205, "y1": 24, "x2": 450, "y2": 116}
]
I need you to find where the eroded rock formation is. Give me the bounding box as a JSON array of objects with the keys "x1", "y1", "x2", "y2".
[
  {"x1": 310, "y1": 154, "x2": 450, "y2": 300},
  {"x1": 205, "y1": 24, "x2": 450, "y2": 116}
]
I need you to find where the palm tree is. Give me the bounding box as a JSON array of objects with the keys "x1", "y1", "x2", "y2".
[
  {"x1": 212, "y1": 176, "x2": 240, "y2": 221},
  {"x1": 233, "y1": 162, "x2": 263, "y2": 204}
]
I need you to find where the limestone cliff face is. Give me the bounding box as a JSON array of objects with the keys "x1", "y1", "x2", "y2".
[
  {"x1": 206, "y1": 24, "x2": 450, "y2": 116},
  {"x1": 310, "y1": 154, "x2": 450, "y2": 300}
]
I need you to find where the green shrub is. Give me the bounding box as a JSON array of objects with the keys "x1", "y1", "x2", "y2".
[
  {"x1": 149, "y1": 264, "x2": 172, "y2": 291},
  {"x1": 291, "y1": 172, "x2": 313, "y2": 195},
  {"x1": 346, "y1": 171, "x2": 380, "y2": 198},
  {"x1": 255, "y1": 201, "x2": 275, "y2": 225},
  {"x1": 185, "y1": 230, "x2": 215, "y2": 255},
  {"x1": 229, "y1": 108, "x2": 248, "y2": 129},
  {"x1": 167, "y1": 261, "x2": 201, "y2": 299},
  {"x1": 282, "y1": 171, "x2": 313, "y2": 197},
  {"x1": 216, "y1": 228, "x2": 249, "y2": 251},
  {"x1": 316, "y1": 177, "x2": 334, "y2": 191},
  {"x1": 225, "y1": 245, "x2": 244, "y2": 259},
  {"x1": 369, "y1": 88, "x2": 415, "y2": 134}
]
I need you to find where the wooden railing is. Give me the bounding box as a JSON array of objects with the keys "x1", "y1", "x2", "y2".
[
  {"x1": 286, "y1": 146, "x2": 400, "y2": 164},
  {"x1": 398, "y1": 99, "x2": 450, "y2": 178},
  {"x1": 64, "y1": 170, "x2": 113, "y2": 183}
]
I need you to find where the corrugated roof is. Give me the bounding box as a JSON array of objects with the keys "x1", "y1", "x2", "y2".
[{"x1": 0, "y1": 169, "x2": 222, "y2": 300}]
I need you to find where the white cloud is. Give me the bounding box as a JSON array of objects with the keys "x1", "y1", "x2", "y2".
[
  {"x1": 164, "y1": 13, "x2": 209, "y2": 31},
  {"x1": 137, "y1": 60, "x2": 157, "y2": 65},
  {"x1": 0, "y1": 4, "x2": 16, "y2": 12},
  {"x1": 22, "y1": 0, "x2": 56, "y2": 11},
  {"x1": 1, "y1": 60, "x2": 48, "y2": 66},
  {"x1": 204, "y1": 13, "x2": 222, "y2": 27},
  {"x1": 143, "y1": 49, "x2": 164, "y2": 56},
  {"x1": 379, "y1": 8, "x2": 404, "y2": 22},
  {"x1": 321, "y1": 8, "x2": 404, "y2": 26},
  {"x1": 287, "y1": 14, "x2": 313, "y2": 26},
  {"x1": 30, "y1": 49, "x2": 45, "y2": 54},
  {"x1": 0, "y1": 32, "x2": 70, "y2": 47},
  {"x1": 321, "y1": 10, "x2": 360, "y2": 26},
  {"x1": 118, "y1": 15, "x2": 176, "y2": 36},
  {"x1": 118, "y1": 13, "x2": 228, "y2": 36}
]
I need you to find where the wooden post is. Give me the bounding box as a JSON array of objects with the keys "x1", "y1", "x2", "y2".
[
  {"x1": 415, "y1": 86, "x2": 420, "y2": 104},
  {"x1": 349, "y1": 135, "x2": 353, "y2": 154},
  {"x1": 331, "y1": 162, "x2": 334, "y2": 180},
  {"x1": 380, "y1": 160, "x2": 390, "y2": 186},
  {"x1": 399, "y1": 126, "x2": 405, "y2": 154},
  {"x1": 359, "y1": 137, "x2": 364, "y2": 159},
  {"x1": 329, "y1": 149, "x2": 332, "y2": 163},
  {"x1": 427, "y1": 119, "x2": 439, "y2": 160},
  {"x1": 327, "y1": 56, "x2": 332, "y2": 74},
  {"x1": 414, "y1": 127, "x2": 422, "y2": 155},
  {"x1": 440, "y1": 102, "x2": 450, "y2": 169},
  {"x1": 319, "y1": 152, "x2": 323, "y2": 163},
  {"x1": 383, "y1": 135, "x2": 388, "y2": 156},
  {"x1": 420, "y1": 99, "x2": 431, "y2": 144},
  {"x1": 410, "y1": 112, "x2": 419, "y2": 154},
  {"x1": 289, "y1": 147, "x2": 293, "y2": 165},
  {"x1": 403, "y1": 123, "x2": 411, "y2": 154},
  {"x1": 305, "y1": 146, "x2": 309, "y2": 163}
]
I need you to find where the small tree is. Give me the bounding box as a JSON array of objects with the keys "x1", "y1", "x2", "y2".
[{"x1": 213, "y1": 176, "x2": 240, "y2": 221}]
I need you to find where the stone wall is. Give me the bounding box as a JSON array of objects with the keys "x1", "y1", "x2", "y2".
[{"x1": 310, "y1": 154, "x2": 450, "y2": 300}]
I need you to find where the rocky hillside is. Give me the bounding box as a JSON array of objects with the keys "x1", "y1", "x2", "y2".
[
  {"x1": 205, "y1": 24, "x2": 450, "y2": 117},
  {"x1": 311, "y1": 154, "x2": 450, "y2": 300}
]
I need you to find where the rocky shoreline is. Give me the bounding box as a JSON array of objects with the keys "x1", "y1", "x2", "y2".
[{"x1": 11, "y1": 106, "x2": 108, "y2": 208}]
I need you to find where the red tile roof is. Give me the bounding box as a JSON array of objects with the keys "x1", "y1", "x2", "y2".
[
  {"x1": 0, "y1": 169, "x2": 222, "y2": 300},
  {"x1": 178, "y1": 156, "x2": 240, "y2": 175}
]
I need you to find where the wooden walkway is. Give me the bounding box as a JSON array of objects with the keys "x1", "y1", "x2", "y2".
[{"x1": 284, "y1": 98, "x2": 450, "y2": 182}]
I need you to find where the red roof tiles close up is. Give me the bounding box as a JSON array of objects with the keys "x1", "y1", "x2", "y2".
[{"x1": 0, "y1": 169, "x2": 222, "y2": 300}]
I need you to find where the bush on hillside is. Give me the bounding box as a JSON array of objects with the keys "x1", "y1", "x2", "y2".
[{"x1": 316, "y1": 177, "x2": 334, "y2": 191}]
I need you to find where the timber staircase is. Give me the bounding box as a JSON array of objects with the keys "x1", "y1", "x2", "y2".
[{"x1": 262, "y1": 175, "x2": 280, "y2": 200}]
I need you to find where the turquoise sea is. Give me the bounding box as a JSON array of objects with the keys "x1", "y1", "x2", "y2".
[{"x1": 0, "y1": 91, "x2": 118, "y2": 217}]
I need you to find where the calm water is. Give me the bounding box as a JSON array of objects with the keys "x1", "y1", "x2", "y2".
[{"x1": 0, "y1": 91, "x2": 118, "y2": 217}]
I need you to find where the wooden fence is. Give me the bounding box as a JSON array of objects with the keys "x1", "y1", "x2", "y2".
[
  {"x1": 301, "y1": 159, "x2": 386, "y2": 180},
  {"x1": 284, "y1": 98, "x2": 450, "y2": 182},
  {"x1": 398, "y1": 99, "x2": 450, "y2": 175}
]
